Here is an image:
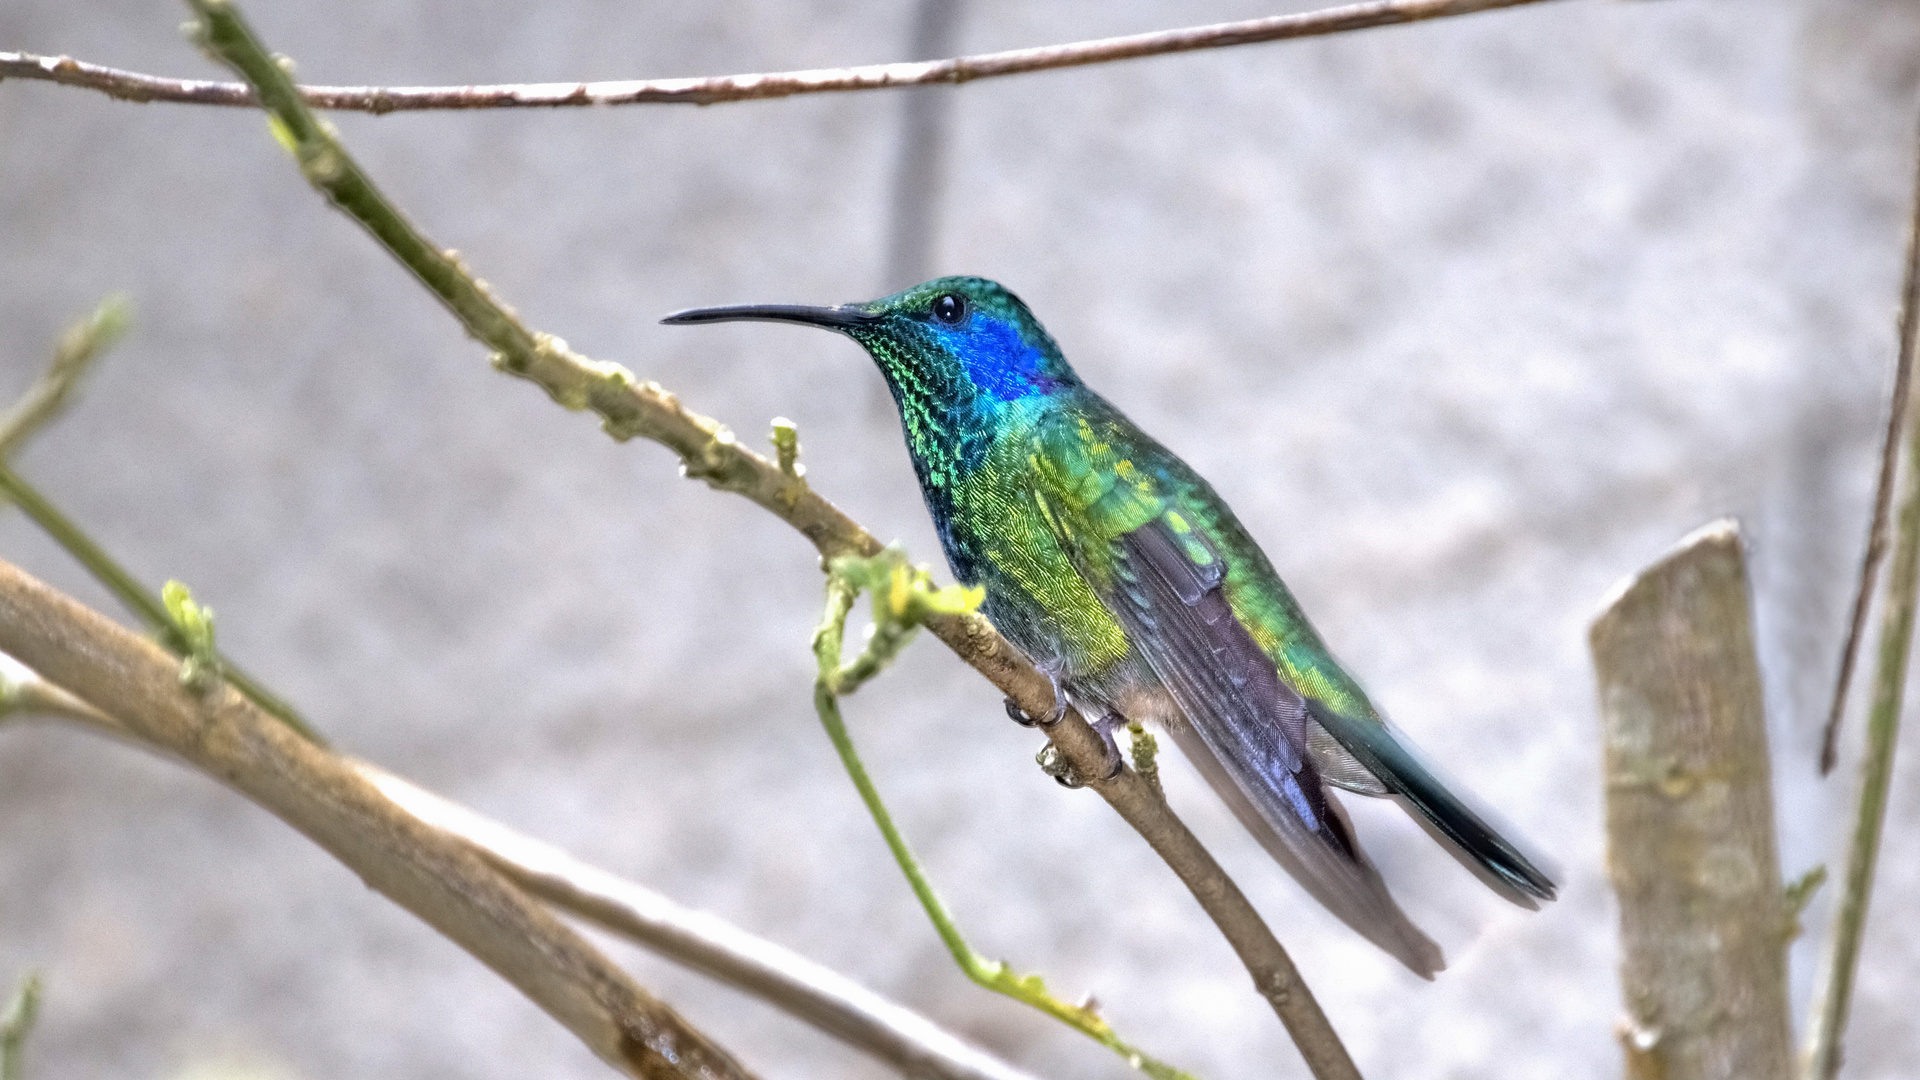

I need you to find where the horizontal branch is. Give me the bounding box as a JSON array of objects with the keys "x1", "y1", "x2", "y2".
[
  {"x1": 3, "y1": 0, "x2": 1559, "y2": 112},
  {"x1": 0, "y1": 659, "x2": 1037, "y2": 1080},
  {"x1": 179, "y1": 0, "x2": 1360, "y2": 1075},
  {"x1": 0, "y1": 558, "x2": 754, "y2": 1080}
]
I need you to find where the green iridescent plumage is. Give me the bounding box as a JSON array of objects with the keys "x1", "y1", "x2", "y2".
[{"x1": 666, "y1": 276, "x2": 1555, "y2": 977}]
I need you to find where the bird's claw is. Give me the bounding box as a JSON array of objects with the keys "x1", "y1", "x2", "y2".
[
  {"x1": 1002, "y1": 669, "x2": 1067, "y2": 727},
  {"x1": 1034, "y1": 713, "x2": 1127, "y2": 788},
  {"x1": 1090, "y1": 713, "x2": 1126, "y2": 781},
  {"x1": 1004, "y1": 695, "x2": 1063, "y2": 728}
]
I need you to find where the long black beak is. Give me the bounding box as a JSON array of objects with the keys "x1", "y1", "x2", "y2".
[{"x1": 660, "y1": 303, "x2": 879, "y2": 330}]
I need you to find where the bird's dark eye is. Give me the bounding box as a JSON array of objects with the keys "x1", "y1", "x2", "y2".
[{"x1": 930, "y1": 293, "x2": 968, "y2": 325}]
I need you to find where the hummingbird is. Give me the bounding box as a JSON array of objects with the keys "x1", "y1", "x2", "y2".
[{"x1": 665, "y1": 276, "x2": 1554, "y2": 976}]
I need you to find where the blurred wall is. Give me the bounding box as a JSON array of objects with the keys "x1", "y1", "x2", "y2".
[{"x1": 2, "y1": 0, "x2": 1917, "y2": 1077}]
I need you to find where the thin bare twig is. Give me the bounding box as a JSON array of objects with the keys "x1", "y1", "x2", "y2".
[
  {"x1": 0, "y1": 661, "x2": 1036, "y2": 1080},
  {"x1": 1820, "y1": 118, "x2": 1920, "y2": 775},
  {"x1": 0, "y1": 559, "x2": 754, "y2": 1080},
  {"x1": 4, "y1": 0, "x2": 1558, "y2": 113},
  {"x1": 178, "y1": 1, "x2": 1360, "y2": 1075},
  {"x1": 1802, "y1": 125, "x2": 1920, "y2": 1078}
]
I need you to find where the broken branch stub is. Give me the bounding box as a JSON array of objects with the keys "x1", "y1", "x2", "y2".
[{"x1": 1590, "y1": 519, "x2": 1792, "y2": 1080}]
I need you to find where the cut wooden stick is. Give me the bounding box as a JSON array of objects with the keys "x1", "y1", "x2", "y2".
[{"x1": 1591, "y1": 520, "x2": 1792, "y2": 1080}]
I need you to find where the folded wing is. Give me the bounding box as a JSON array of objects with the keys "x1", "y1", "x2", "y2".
[{"x1": 1109, "y1": 516, "x2": 1445, "y2": 978}]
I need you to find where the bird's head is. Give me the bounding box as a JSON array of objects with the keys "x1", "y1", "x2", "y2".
[{"x1": 663, "y1": 276, "x2": 1079, "y2": 410}]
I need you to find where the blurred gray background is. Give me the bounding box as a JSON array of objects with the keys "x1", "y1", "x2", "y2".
[{"x1": 3, "y1": 0, "x2": 1917, "y2": 1076}]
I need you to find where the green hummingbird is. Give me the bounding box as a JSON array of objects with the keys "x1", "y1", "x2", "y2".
[{"x1": 665, "y1": 276, "x2": 1554, "y2": 977}]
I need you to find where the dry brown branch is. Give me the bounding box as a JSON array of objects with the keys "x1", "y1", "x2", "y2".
[
  {"x1": 0, "y1": 659, "x2": 1039, "y2": 1080},
  {"x1": 1590, "y1": 520, "x2": 1792, "y2": 1080},
  {"x1": 0, "y1": 557, "x2": 754, "y2": 1080},
  {"x1": 1819, "y1": 114, "x2": 1920, "y2": 775},
  {"x1": 365, "y1": 769, "x2": 1046, "y2": 1080},
  {"x1": 1, "y1": 0, "x2": 1560, "y2": 113}
]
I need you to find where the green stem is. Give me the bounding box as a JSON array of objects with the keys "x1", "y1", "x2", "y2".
[
  {"x1": 0, "y1": 295, "x2": 129, "y2": 460},
  {"x1": 0, "y1": 463, "x2": 320, "y2": 743},
  {"x1": 0, "y1": 972, "x2": 41, "y2": 1080},
  {"x1": 1802, "y1": 168, "x2": 1920, "y2": 1079},
  {"x1": 811, "y1": 684, "x2": 1195, "y2": 1080},
  {"x1": 809, "y1": 556, "x2": 1196, "y2": 1080}
]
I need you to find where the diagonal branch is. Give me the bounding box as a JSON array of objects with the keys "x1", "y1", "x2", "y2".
[
  {"x1": 177, "y1": 0, "x2": 1361, "y2": 1076},
  {"x1": 1801, "y1": 116, "x2": 1920, "y2": 1080},
  {"x1": 3, "y1": 0, "x2": 1560, "y2": 113},
  {"x1": 0, "y1": 295, "x2": 128, "y2": 459},
  {"x1": 1819, "y1": 113, "x2": 1920, "y2": 775},
  {"x1": 0, "y1": 557, "x2": 755, "y2": 1080}
]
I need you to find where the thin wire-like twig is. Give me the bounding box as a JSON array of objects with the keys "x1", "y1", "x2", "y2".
[
  {"x1": 1819, "y1": 120, "x2": 1920, "y2": 776},
  {"x1": 3, "y1": 0, "x2": 1559, "y2": 113},
  {"x1": 1801, "y1": 123, "x2": 1920, "y2": 1080},
  {"x1": 178, "y1": 1, "x2": 1361, "y2": 1076}
]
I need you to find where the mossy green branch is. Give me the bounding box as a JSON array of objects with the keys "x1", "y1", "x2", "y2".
[
  {"x1": 810, "y1": 551, "x2": 1196, "y2": 1080},
  {"x1": 183, "y1": 5, "x2": 1362, "y2": 1074}
]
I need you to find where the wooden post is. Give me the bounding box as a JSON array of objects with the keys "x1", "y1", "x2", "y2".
[{"x1": 1590, "y1": 519, "x2": 1793, "y2": 1080}]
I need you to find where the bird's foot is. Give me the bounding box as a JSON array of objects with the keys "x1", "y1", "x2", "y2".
[
  {"x1": 1003, "y1": 696, "x2": 1060, "y2": 728},
  {"x1": 1034, "y1": 712, "x2": 1127, "y2": 788},
  {"x1": 1090, "y1": 713, "x2": 1127, "y2": 781},
  {"x1": 1002, "y1": 664, "x2": 1069, "y2": 727}
]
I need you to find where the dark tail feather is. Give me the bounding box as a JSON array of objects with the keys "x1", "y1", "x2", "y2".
[
  {"x1": 1309, "y1": 703, "x2": 1557, "y2": 906},
  {"x1": 1166, "y1": 722, "x2": 1447, "y2": 979}
]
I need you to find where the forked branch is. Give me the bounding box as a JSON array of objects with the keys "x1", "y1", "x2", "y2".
[
  {"x1": 0, "y1": 658, "x2": 1036, "y2": 1080},
  {"x1": 178, "y1": 0, "x2": 1361, "y2": 1075},
  {"x1": 0, "y1": 557, "x2": 754, "y2": 1080}
]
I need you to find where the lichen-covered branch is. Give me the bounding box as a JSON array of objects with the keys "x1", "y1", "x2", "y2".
[
  {"x1": 179, "y1": 1, "x2": 1360, "y2": 1075},
  {"x1": 1590, "y1": 520, "x2": 1792, "y2": 1080},
  {"x1": 4, "y1": 0, "x2": 1560, "y2": 113},
  {"x1": 0, "y1": 555, "x2": 754, "y2": 1080}
]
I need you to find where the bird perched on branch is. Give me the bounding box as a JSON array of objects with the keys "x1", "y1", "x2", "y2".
[{"x1": 665, "y1": 276, "x2": 1554, "y2": 976}]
